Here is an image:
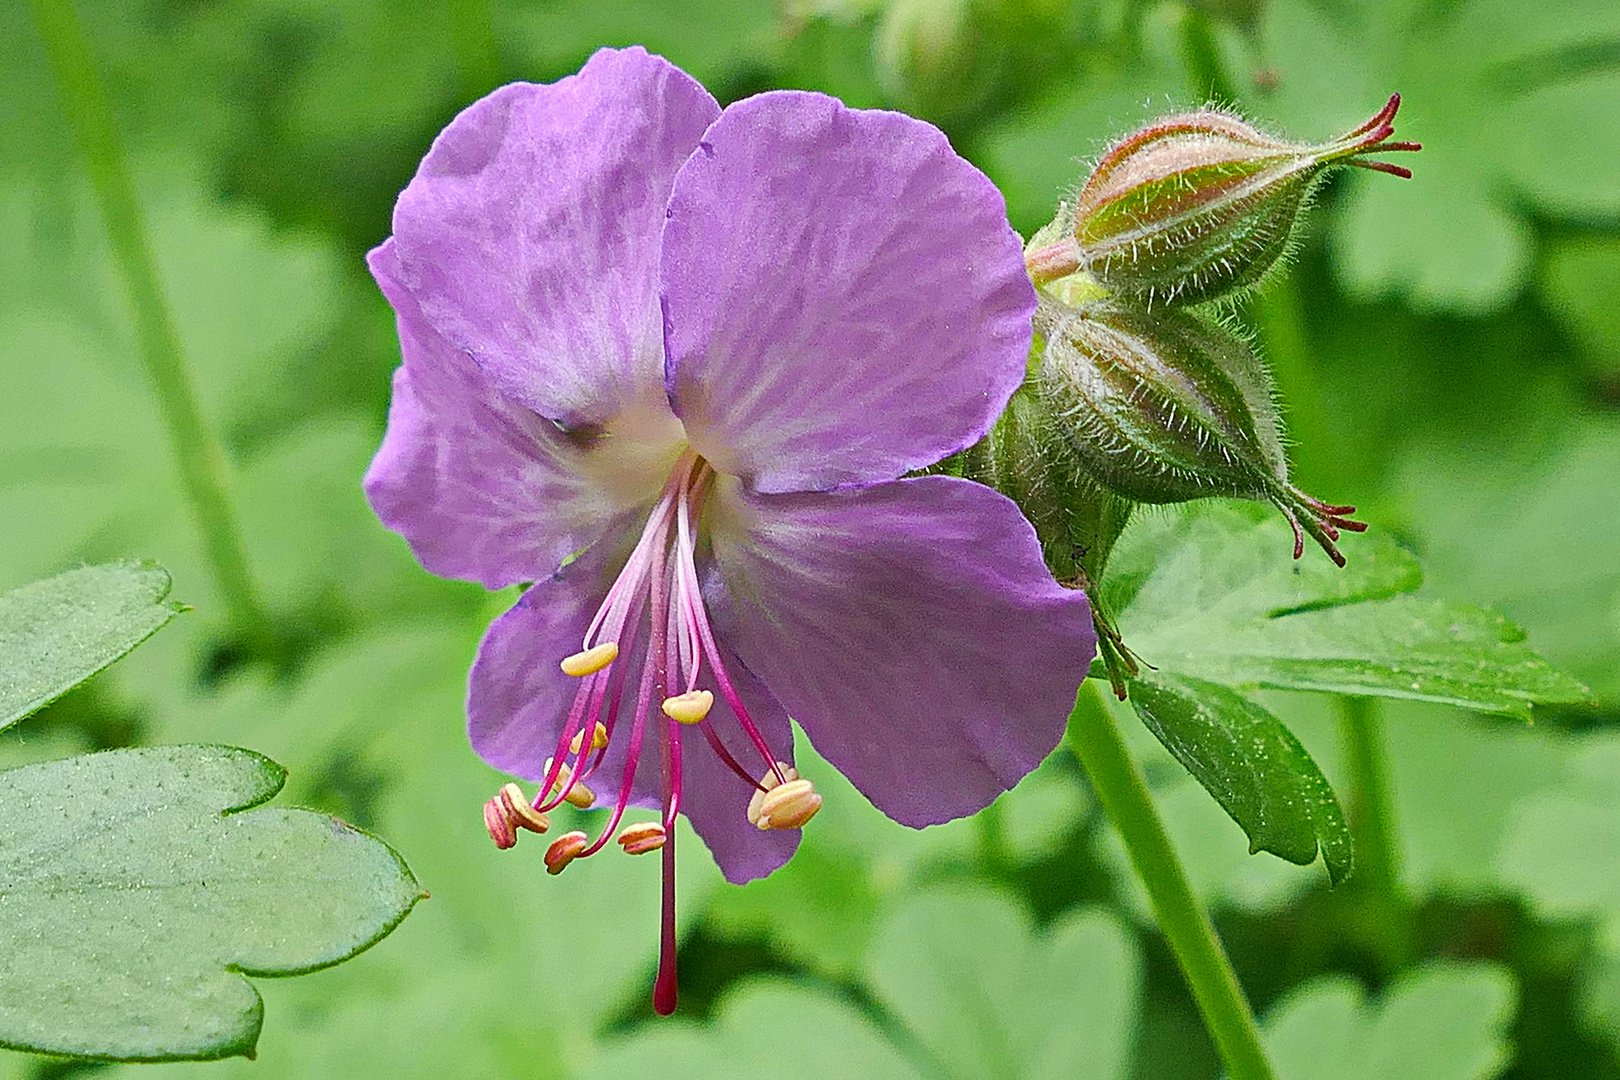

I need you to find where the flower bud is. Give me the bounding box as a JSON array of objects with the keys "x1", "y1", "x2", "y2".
[
  {"x1": 1037, "y1": 95, "x2": 1418, "y2": 308},
  {"x1": 1039, "y1": 302, "x2": 1365, "y2": 564}
]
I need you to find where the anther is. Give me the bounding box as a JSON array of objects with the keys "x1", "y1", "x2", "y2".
[
  {"x1": 543, "y1": 758, "x2": 598, "y2": 808},
  {"x1": 568, "y1": 721, "x2": 610, "y2": 754},
  {"x1": 560, "y1": 641, "x2": 618, "y2": 677},
  {"x1": 544, "y1": 831, "x2": 590, "y2": 874},
  {"x1": 755, "y1": 778, "x2": 822, "y2": 831},
  {"x1": 616, "y1": 821, "x2": 668, "y2": 855},
  {"x1": 660, "y1": 689, "x2": 714, "y2": 725},
  {"x1": 483, "y1": 796, "x2": 516, "y2": 849},
  {"x1": 746, "y1": 762, "x2": 798, "y2": 827},
  {"x1": 498, "y1": 783, "x2": 550, "y2": 834}
]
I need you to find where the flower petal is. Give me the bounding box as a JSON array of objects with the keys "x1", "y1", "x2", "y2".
[
  {"x1": 364, "y1": 241, "x2": 651, "y2": 588},
  {"x1": 468, "y1": 540, "x2": 626, "y2": 783},
  {"x1": 706, "y1": 475, "x2": 1095, "y2": 827},
  {"x1": 391, "y1": 47, "x2": 718, "y2": 423},
  {"x1": 678, "y1": 633, "x2": 800, "y2": 884},
  {"x1": 662, "y1": 91, "x2": 1036, "y2": 492}
]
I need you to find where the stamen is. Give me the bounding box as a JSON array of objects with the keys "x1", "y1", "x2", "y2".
[
  {"x1": 746, "y1": 762, "x2": 798, "y2": 826},
  {"x1": 542, "y1": 757, "x2": 597, "y2": 808},
  {"x1": 498, "y1": 783, "x2": 551, "y2": 834},
  {"x1": 483, "y1": 797, "x2": 516, "y2": 849},
  {"x1": 561, "y1": 641, "x2": 619, "y2": 677},
  {"x1": 617, "y1": 821, "x2": 668, "y2": 855},
  {"x1": 544, "y1": 831, "x2": 589, "y2": 874},
  {"x1": 661, "y1": 689, "x2": 714, "y2": 725},
  {"x1": 569, "y1": 721, "x2": 610, "y2": 754},
  {"x1": 754, "y1": 778, "x2": 822, "y2": 831}
]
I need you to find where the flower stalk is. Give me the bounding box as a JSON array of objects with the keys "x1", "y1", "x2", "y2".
[
  {"x1": 1068, "y1": 682, "x2": 1278, "y2": 1080},
  {"x1": 29, "y1": 0, "x2": 272, "y2": 648}
]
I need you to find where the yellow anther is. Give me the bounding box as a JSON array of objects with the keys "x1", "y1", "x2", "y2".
[
  {"x1": 498, "y1": 783, "x2": 550, "y2": 834},
  {"x1": 544, "y1": 830, "x2": 590, "y2": 875},
  {"x1": 543, "y1": 758, "x2": 597, "y2": 809},
  {"x1": 755, "y1": 778, "x2": 822, "y2": 831},
  {"x1": 616, "y1": 821, "x2": 668, "y2": 855},
  {"x1": 746, "y1": 763, "x2": 799, "y2": 827},
  {"x1": 560, "y1": 641, "x2": 619, "y2": 677},
  {"x1": 568, "y1": 721, "x2": 610, "y2": 754},
  {"x1": 660, "y1": 689, "x2": 715, "y2": 725}
]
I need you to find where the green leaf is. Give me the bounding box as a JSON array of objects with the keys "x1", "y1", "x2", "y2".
[
  {"x1": 0, "y1": 745, "x2": 422, "y2": 1062},
  {"x1": 1496, "y1": 735, "x2": 1620, "y2": 919},
  {"x1": 0, "y1": 561, "x2": 183, "y2": 729},
  {"x1": 865, "y1": 890, "x2": 1141, "y2": 1080},
  {"x1": 1111, "y1": 502, "x2": 1591, "y2": 716},
  {"x1": 1541, "y1": 235, "x2": 1620, "y2": 377},
  {"x1": 1232, "y1": 0, "x2": 1620, "y2": 310},
  {"x1": 1263, "y1": 962, "x2": 1517, "y2": 1080},
  {"x1": 583, "y1": 978, "x2": 930, "y2": 1080},
  {"x1": 585, "y1": 889, "x2": 1143, "y2": 1080},
  {"x1": 1127, "y1": 670, "x2": 1352, "y2": 883}
]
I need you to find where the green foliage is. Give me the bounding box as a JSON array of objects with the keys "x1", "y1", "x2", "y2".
[
  {"x1": 0, "y1": 561, "x2": 182, "y2": 729},
  {"x1": 1127, "y1": 669, "x2": 1352, "y2": 882},
  {"x1": 0, "y1": 745, "x2": 422, "y2": 1062},
  {"x1": 4, "y1": 0, "x2": 1619, "y2": 1075},
  {"x1": 588, "y1": 889, "x2": 1142, "y2": 1080},
  {"x1": 1108, "y1": 502, "x2": 1589, "y2": 716},
  {"x1": 1229, "y1": 0, "x2": 1620, "y2": 312},
  {"x1": 1263, "y1": 962, "x2": 1517, "y2": 1080}
]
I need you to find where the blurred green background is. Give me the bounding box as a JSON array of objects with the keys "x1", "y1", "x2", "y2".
[{"x1": 3, "y1": 0, "x2": 1618, "y2": 1076}]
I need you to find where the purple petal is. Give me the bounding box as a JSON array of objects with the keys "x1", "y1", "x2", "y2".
[
  {"x1": 678, "y1": 635, "x2": 801, "y2": 884},
  {"x1": 391, "y1": 47, "x2": 718, "y2": 423},
  {"x1": 364, "y1": 241, "x2": 656, "y2": 588},
  {"x1": 468, "y1": 539, "x2": 628, "y2": 783},
  {"x1": 706, "y1": 475, "x2": 1095, "y2": 828},
  {"x1": 662, "y1": 91, "x2": 1036, "y2": 492}
]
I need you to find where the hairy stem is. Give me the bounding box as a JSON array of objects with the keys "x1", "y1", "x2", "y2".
[
  {"x1": 29, "y1": 0, "x2": 272, "y2": 646},
  {"x1": 1069, "y1": 683, "x2": 1278, "y2": 1080}
]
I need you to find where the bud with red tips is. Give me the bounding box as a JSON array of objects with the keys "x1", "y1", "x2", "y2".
[
  {"x1": 1038, "y1": 301, "x2": 1366, "y2": 565},
  {"x1": 1026, "y1": 94, "x2": 1419, "y2": 308}
]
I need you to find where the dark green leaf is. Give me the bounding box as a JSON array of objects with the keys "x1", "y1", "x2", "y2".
[
  {"x1": 1128, "y1": 670, "x2": 1352, "y2": 884},
  {"x1": 1113, "y1": 502, "x2": 1591, "y2": 715},
  {"x1": 0, "y1": 745, "x2": 423, "y2": 1062},
  {"x1": 0, "y1": 562, "x2": 183, "y2": 730}
]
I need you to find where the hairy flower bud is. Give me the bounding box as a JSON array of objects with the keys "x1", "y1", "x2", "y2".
[
  {"x1": 1039, "y1": 302, "x2": 1365, "y2": 564},
  {"x1": 1027, "y1": 95, "x2": 1419, "y2": 307}
]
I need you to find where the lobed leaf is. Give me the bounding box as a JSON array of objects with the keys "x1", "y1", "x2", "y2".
[
  {"x1": 0, "y1": 745, "x2": 423, "y2": 1062},
  {"x1": 0, "y1": 561, "x2": 183, "y2": 730},
  {"x1": 1263, "y1": 962, "x2": 1517, "y2": 1080},
  {"x1": 1112, "y1": 502, "x2": 1590, "y2": 716}
]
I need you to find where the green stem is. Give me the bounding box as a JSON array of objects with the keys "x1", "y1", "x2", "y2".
[
  {"x1": 29, "y1": 0, "x2": 272, "y2": 645},
  {"x1": 1069, "y1": 684, "x2": 1278, "y2": 1080},
  {"x1": 1339, "y1": 695, "x2": 1401, "y2": 897}
]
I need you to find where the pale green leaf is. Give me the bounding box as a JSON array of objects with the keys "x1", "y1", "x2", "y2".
[
  {"x1": 1264, "y1": 962, "x2": 1517, "y2": 1080},
  {"x1": 0, "y1": 745, "x2": 422, "y2": 1062},
  {"x1": 0, "y1": 561, "x2": 182, "y2": 729},
  {"x1": 865, "y1": 890, "x2": 1140, "y2": 1080}
]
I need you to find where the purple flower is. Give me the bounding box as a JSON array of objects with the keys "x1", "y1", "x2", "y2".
[{"x1": 364, "y1": 46, "x2": 1096, "y2": 1013}]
